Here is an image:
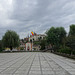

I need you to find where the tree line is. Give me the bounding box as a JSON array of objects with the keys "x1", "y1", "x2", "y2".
[
  {"x1": 40, "y1": 24, "x2": 75, "y2": 55},
  {"x1": 0, "y1": 24, "x2": 75, "y2": 55}
]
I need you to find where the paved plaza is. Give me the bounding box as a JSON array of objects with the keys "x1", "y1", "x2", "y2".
[{"x1": 0, "y1": 52, "x2": 75, "y2": 75}]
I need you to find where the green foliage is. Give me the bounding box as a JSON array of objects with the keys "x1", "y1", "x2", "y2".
[
  {"x1": 66, "y1": 36, "x2": 75, "y2": 51},
  {"x1": 2, "y1": 30, "x2": 20, "y2": 50},
  {"x1": 72, "y1": 51, "x2": 75, "y2": 55},
  {"x1": 66, "y1": 24, "x2": 75, "y2": 55},
  {"x1": 20, "y1": 47, "x2": 24, "y2": 50},
  {"x1": 33, "y1": 41, "x2": 40, "y2": 45},
  {"x1": 69, "y1": 24, "x2": 75, "y2": 36},
  {"x1": 46, "y1": 27, "x2": 58, "y2": 45},
  {"x1": 46, "y1": 27, "x2": 66, "y2": 51},
  {"x1": 0, "y1": 40, "x2": 3, "y2": 52},
  {"x1": 58, "y1": 24, "x2": 75, "y2": 55},
  {"x1": 58, "y1": 47, "x2": 71, "y2": 54},
  {"x1": 55, "y1": 27, "x2": 66, "y2": 45},
  {"x1": 40, "y1": 40, "x2": 46, "y2": 50}
]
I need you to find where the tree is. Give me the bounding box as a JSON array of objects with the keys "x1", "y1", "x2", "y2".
[
  {"x1": 46, "y1": 27, "x2": 66, "y2": 51},
  {"x1": 69, "y1": 24, "x2": 75, "y2": 36},
  {"x1": 0, "y1": 40, "x2": 3, "y2": 51},
  {"x1": 66, "y1": 24, "x2": 75, "y2": 55},
  {"x1": 2, "y1": 30, "x2": 20, "y2": 50},
  {"x1": 46, "y1": 27, "x2": 56, "y2": 45},
  {"x1": 66, "y1": 36, "x2": 75, "y2": 55},
  {"x1": 55, "y1": 27, "x2": 66, "y2": 45},
  {"x1": 40, "y1": 40, "x2": 46, "y2": 50}
]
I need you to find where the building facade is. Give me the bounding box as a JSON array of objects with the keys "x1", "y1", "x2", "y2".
[
  {"x1": 25, "y1": 42, "x2": 32, "y2": 51},
  {"x1": 29, "y1": 34, "x2": 45, "y2": 42},
  {"x1": 20, "y1": 33, "x2": 46, "y2": 51}
]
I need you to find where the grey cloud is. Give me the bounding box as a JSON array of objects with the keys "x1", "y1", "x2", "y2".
[{"x1": 0, "y1": 0, "x2": 75, "y2": 39}]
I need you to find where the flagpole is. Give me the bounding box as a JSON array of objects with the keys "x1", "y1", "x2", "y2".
[
  {"x1": 31, "y1": 31, "x2": 34, "y2": 51},
  {"x1": 32, "y1": 38, "x2": 33, "y2": 51}
]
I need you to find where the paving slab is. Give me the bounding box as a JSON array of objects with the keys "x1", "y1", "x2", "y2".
[{"x1": 0, "y1": 52, "x2": 75, "y2": 75}]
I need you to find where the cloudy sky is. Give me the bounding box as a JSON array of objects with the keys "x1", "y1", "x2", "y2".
[{"x1": 0, "y1": 0, "x2": 75, "y2": 39}]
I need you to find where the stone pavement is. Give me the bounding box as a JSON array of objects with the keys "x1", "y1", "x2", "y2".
[{"x1": 0, "y1": 52, "x2": 75, "y2": 75}]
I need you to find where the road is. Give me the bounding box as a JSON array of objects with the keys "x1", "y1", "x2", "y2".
[{"x1": 0, "y1": 52, "x2": 75, "y2": 75}]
